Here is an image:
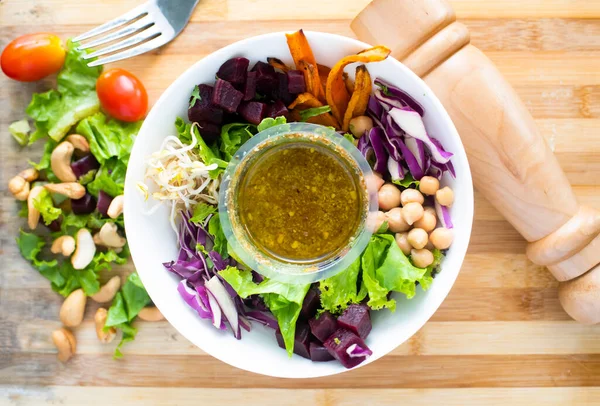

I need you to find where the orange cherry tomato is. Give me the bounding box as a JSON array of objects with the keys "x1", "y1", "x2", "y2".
[
  {"x1": 1, "y1": 33, "x2": 66, "y2": 82},
  {"x1": 96, "y1": 68, "x2": 148, "y2": 122}
]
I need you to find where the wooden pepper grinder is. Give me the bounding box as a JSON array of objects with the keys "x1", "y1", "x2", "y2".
[{"x1": 352, "y1": 0, "x2": 600, "y2": 324}]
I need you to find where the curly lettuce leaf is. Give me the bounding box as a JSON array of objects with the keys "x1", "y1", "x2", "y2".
[
  {"x1": 76, "y1": 112, "x2": 141, "y2": 165},
  {"x1": 392, "y1": 173, "x2": 419, "y2": 189},
  {"x1": 319, "y1": 256, "x2": 365, "y2": 314},
  {"x1": 32, "y1": 189, "x2": 62, "y2": 225},
  {"x1": 26, "y1": 41, "x2": 102, "y2": 143},
  {"x1": 361, "y1": 235, "x2": 396, "y2": 311},
  {"x1": 257, "y1": 116, "x2": 287, "y2": 132},
  {"x1": 174, "y1": 117, "x2": 228, "y2": 178},
  {"x1": 86, "y1": 157, "x2": 127, "y2": 197},
  {"x1": 219, "y1": 266, "x2": 310, "y2": 356},
  {"x1": 208, "y1": 214, "x2": 228, "y2": 259},
  {"x1": 190, "y1": 202, "x2": 217, "y2": 224},
  {"x1": 418, "y1": 249, "x2": 444, "y2": 291},
  {"x1": 220, "y1": 123, "x2": 256, "y2": 161}
]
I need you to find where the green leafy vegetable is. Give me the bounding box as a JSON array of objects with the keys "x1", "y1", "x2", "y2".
[
  {"x1": 174, "y1": 117, "x2": 228, "y2": 178},
  {"x1": 86, "y1": 158, "x2": 127, "y2": 197},
  {"x1": 78, "y1": 169, "x2": 97, "y2": 185},
  {"x1": 106, "y1": 273, "x2": 151, "y2": 359},
  {"x1": 32, "y1": 189, "x2": 62, "y2": 225},
  {"x1": 9, "y1": 119, "x2": 31, "y2": 146},
  {"x1": 257, "y1": 116, "x2": 287, "y2": 132},
  {"x1": 30, "y1": 140, "x2": 59, "y2": 183},
  {"x1": 220, "y1": 123, "x2": 256, "y2": 161},
  {"x1": 76, "y1": 112, "x2": 141, "y2": 165},
  {"x1": 361, "y1": 235, "x2": 396, "y2": 311},
  {"x1": 419, "y1": 249, "x2": 443, "y2": 291},
  {"x1": 189, "y1": 85, "x2": 201, "y2": 108},
  {"x1": 392, "y1": 173, "x2": 419, "y2": 189},
  {"x1": 219, "y1": 266, "x2": 310, "y2": 356},
  {"x1": 26, "y1": 41, "x2": 102, "y2": 143},
  {"x1": 190, "y1": 203, "x2": 217, "y2": 224},
  {"x1": 208, "y1": 214, "x2": 228, "y2": 258},
  {"x1": 299, "y1": 105, "x2": 331, "y2": 121},
  {"x1": 376, "y1": 82, "x2": 390, "y2": 96},
  {"x1": 319, "y1": 256, "x2": 366, "y2": 314}
]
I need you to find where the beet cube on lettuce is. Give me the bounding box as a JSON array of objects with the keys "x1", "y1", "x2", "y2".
[
  {"x1": 212, "y1": 79, "x2": 243, "y2": 113},
  {"x1": 188, "y1": 84, "x2": 224, "y2": 125},
  {"x1": 337, "y1": 304, "x2": 372, "y2": 339},
  {"x1": 309, "y1": 311, "x2": 338, "y2": 343},
  {"x1": 323, "y1": 328, "x2": 372, "y2": 369}
]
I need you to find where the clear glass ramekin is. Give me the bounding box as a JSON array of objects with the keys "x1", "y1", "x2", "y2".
[{"x1": 218, "y1": 122, "x2": 378, "y2": 284}]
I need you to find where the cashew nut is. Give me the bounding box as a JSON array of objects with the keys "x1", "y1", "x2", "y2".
[
  {"x1": 52, "y1": 328, "x2": 76, "y2": 363},
  {"x1": 51, "y1": 141, "x2": 77, "y2": 182},
  {"x1": 107, "y1": 195, "x2": 124, "y2": 219},
  {"x1": 18, "y1": 168, "x2": 39, "y2": 182},
  {"x1": 27, "y1": 186, "x2": 44, "y2": 230},
  {"x1": 51, "y1": 235, "x2": 76, "y2": 257},
  {"x1": 71, "y1": 229, "x2": 96, "y2": 269},
  {"x1": 59, "y1": 289, "x2": 87, "y2": 327},
  {"x1": 95, "y1": 308, "x2": 116, "y2": 344},
  {"x1": 44, "y1": 182, "x2": 86, "y2": 199},
  {"x1": 91, "y1": 275, "x2": 121, "y2": 303},
  {"x1": 137, "y1": 306, "x2": 165, "y2": 322},
  {"x1": 8, "y1": 175, "x2": 30, "y2": 201},
  {"x1": 65, "y1": 134, "x2": 90, "y2": 153},
  {"x1": 98, "y1": 223, "x2": 127, "y2": 248}
]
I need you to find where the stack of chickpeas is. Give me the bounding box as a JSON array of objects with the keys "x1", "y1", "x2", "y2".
[{"x1": 372, "y1": 175, "x2": 454, "y2": 268}]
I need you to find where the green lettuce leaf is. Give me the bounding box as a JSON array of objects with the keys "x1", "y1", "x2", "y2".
[
  {"x1": 75, "y1": 112, "x2": 141, "y2": 165},
  {"x1": 9, "y1": 119, "x2": 31, "y2": 146},
  {"x1": 319, "y1": 256, "x2": 365, "y2": 314},
  {"x1": 257, "y1": 116, "x2": 287, "y2": 132},
  {"x1": 26, "y1": 41, "x2": 102, "y2": 143},
  {"x1": 299, "y1": 105, "x2": 331, "y2": 121},
  {"x1": 220, "y1": 123, "x2": 256, "y2": 161},
  {"x1": 418, "y1": 249, "x2": 444, "y2": 291},
  {"x1": 32, "y1": 189, "x2": 62, "y2": 225},
  {"x1": 219, "y1": 266, "x2": 310, "y2": 356},
  {"x1": 361, "y1": 235, "x2": 396, "y2": 311},
  {"x1": 392, "y1": 173, "x2": 419, "y2": 189},
  {"x1": 374, "y1": 234, "x2": 427, "y2": 300},
  {"x1": 174, "y1": 117, "x2": 228, "y2": 178},
  {"x1": 105, "y1": 273, "x2": 151, "y2": 359},
  {"x1": 208, "y1": 214, "x2": 228, "y2": 259},
  {"x1": 190, "y1": 202, "x2": 217, "y2": 224},
  {"x1": 86, "y1": 157, "x2": 127, "y2": 197}
]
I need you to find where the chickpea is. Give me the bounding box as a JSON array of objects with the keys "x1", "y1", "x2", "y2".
[
  {"x1": 419, "y1": 176, "x2": 440, "y2": 196},
  {"x1": 395, "y1": 232, "x2": 412, "y2": 255},
  {"x1": 425, "y1": 239, "x2": 435, "y2": 251},
  {"x1": 370, "y1": 172, "x2": 385, "y2": 191},
  {"x1": 400, "y1": 188, "x2": 424, "y2": 206},
  {"x1": 436, "y1": 186, "x2": 455, "y2": 207},
  {"x1": 430, "y1": 227, "x2": 454, "y2": 250},
  {"x1": 368, "y1": 211, "x2": 387, "y2": 233},
  {"x1": 401, "y1": 202, "x2": 424, "y2": 225},
  {"x1": 411, "y1": 248, "x2": 434, "y2": 268},
  {"x1": 349, "y1": 116, "x2": 374, "y2": 138},
  {"x1": 378, "y1": 183, "x2": 401, "y2": 211},
  {"x1": 407, "y1": 228, "x2": 429, "y2": 250},
  {"x1": 386, "y1": 207, "x2": 410, "y2": 233},
  {"x1": 413, "y1": 210, "x2": 437, "y2": 232},
  {"x1": 424, "y1": 206, "x2": 436, "y2": 216}
]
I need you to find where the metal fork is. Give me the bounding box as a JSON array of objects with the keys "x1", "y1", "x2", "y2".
[{"x1": 74, "y1": 0, "x2": 199, "y2": 67}]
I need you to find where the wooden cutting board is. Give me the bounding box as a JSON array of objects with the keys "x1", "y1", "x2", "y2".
[{"x1": 1, "y1": 0, "x2": 599, "y2": 404}]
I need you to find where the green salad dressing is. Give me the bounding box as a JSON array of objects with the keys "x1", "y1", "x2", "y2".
[{"x1": 237, "y1": 141, "x2": 362, "y2": 263}]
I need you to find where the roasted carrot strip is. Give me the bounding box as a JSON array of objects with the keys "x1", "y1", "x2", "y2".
[
  {"x1": 286, "y1": 30, "x2": 325, "y2": 102},
  {"x1": 326, "y1": 45, "x2": 391, "y2": 123},
  {"x1": 288, "y1": 92, "x2": 322, "y2": 110},
  {"x1": 342, "y1": 65, "x2": 372, "y2": 131},
  {"x1": 288, "y1": 93, "x2": 340, "y2": 129},
  {"x1": 318, "y1": 64, "x2": 331, "y2": 91},
  {"x1": 267, "y1": 57, "x2": 290, "y2": 73}
]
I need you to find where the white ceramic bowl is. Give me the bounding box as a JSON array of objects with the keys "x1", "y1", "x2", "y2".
[{"x1": 124, "y1": 31, "x2": 474, "y2": 378}]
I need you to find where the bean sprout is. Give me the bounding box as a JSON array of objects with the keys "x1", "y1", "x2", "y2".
[{"x1": 141, "y1": 123, "x2": 220, "y2": 232}]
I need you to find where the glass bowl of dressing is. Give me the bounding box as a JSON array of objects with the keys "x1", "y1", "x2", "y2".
[{"x1": 219, "y1": 122, "x2": 378, "y2": 284}]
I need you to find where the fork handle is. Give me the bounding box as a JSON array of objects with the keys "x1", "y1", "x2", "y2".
[{"x1": 351, "y1": 0, "x2": 600, "y2": 324}]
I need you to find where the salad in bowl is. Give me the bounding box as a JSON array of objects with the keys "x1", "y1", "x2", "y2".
[{"x1": 125, "y1": 30, "x2": 473, "y2": 377}]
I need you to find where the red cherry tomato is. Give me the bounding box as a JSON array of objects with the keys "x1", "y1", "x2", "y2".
[
  {"x1": 96, "y1": 68, "x2": 148, "y2": 122},
  {"x1": 1, "y1": 33, "x2": 66, "y2": 82}
]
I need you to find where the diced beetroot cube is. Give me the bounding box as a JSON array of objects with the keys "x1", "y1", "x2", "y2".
[
  {"x1": 287, "y1": 70, "x2": 306, "y2": 94},
  {"x1": 196, "y1": 121, "x2": 221, "y2": 144},
  {"x1": 309, "y1": 342, "x2": 335, "y2": 362},
  {"x1": 265, "y1": 100, "x2": 289, "y2": 119},
  {"x1": 309, "y1": 311, "x2": 338, "y2": 343},
  {"x1": 252, "y1": 61, "x2": 277, "y2": 95},
  {"x1": 275, "y1": 323, "x2": 311, "y2": 359},
  {"x1": 45, "y1": 217, "x2": 62, "y2": 232},
  {"x1": 276, "y1": 72, "x2": 294, "y2": 105},
  {"x1": 243, "y1": 71, "x2": 257, "y2": 101},
  {"x1": 188, "y1": 84, "x2": 224, "y2": 125},
  {"x1": 212, "y1": 79, "x2": 243, "y2": 113},
  {"x1": 337, "y1": 304, "x2": 372, "y2": 339},
  {"x1": 216, "y1": 57, "x2": 249, "y2": 85},
  {"x1": 323, "y1": 328, "x2": 372, "y2": 369},
  {"x1": 238, "y1": 101, "x2": 266, "y2": 125},
  {"x1": 301, "y1": 287, "x2": 320, "y2": 319},
  {"x1": 96, "y1": 190, "x2": 113, "y2": 217},
  {"x1": 71, "y1": 154, "x2": 100, "y2": 179}
]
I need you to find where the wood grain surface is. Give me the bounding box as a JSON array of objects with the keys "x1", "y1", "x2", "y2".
[{"x1": 1, "y1": 0, "x2": 599, "y2": 404}]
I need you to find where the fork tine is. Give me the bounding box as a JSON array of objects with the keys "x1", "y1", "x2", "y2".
[
  {"x1": 73, "y1": 3, "x2": 149, "y2": 42},
  {"x1": 78, "y1": 15, "x2": 155, "y2": 50},
  {"x1": 83, "y1": 27, "x2": 162, "y2": 60},
  {"x1": 87, "y1": 35, "x2": 170, "y2": 67}
]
